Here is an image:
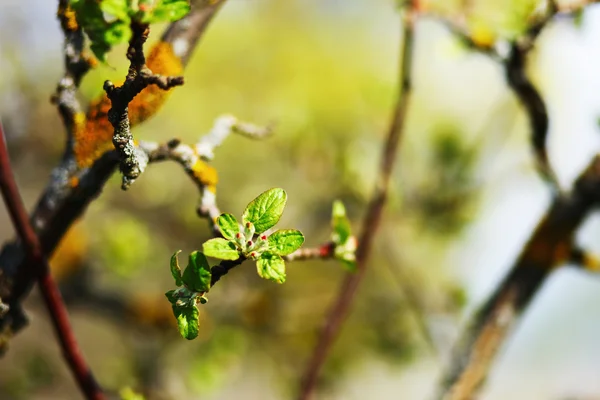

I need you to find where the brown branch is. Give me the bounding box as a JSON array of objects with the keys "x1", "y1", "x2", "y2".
[
  {"x1": 504, "y1": 1, "x2": 560, "y2": 189},
  {"x1": 432, "y1": 2, "x2": 592, "y2": 190},
  {"x1": 296, "y1": 4, "x2": 418, "y2": 399},
  {"x1": 0, "y1": 123, "x2": 104, "y2": 399},
  {"x1": 436, "y1": 155, "x2": 600, "y2": 400},
  {"x1": 0, "y1": 0, "x2": 227, "y2": 339}
]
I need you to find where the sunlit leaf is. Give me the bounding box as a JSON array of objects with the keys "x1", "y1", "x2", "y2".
[
  {"x1": 256, "y1": 252, "x2": 286, "y2": 283},
  {"x1": 182, "y1": 251, "x2": 212, "y2": 292},
  {"x1": 242, "y1": 188, "x2": 287, "y2": 234},
  {"x1": 170, "y1": 250, "x2": 183, "y2": 286},
  {"x1": 331, "y1": 200, "x2": 351, "y2": 245},
  {"x1": 216, "y1": 213, "x2": 240, "y2": 241},
  {"x1": 173, "y1": 304, "x2": 199, "y2": 340},
  {"x1": 203, "y1": 238, "x2": 240, "y2": 261},
  {"x1": 267, "y1": 229, "x2": 304, "y2": 256},
  {"x1": 142, "y1": 0, "x2": 191, "y2": 23}
]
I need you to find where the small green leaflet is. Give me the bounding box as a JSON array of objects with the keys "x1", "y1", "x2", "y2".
[
  {"x1": 71, "y1": 0, "x2": 132, "y2": 61},
  {"x1": 182, "y1": 251, "x2": 212, "y2": 292},
  {"x1": 141, "y1": 0, "x2": 191, "y2": 23},
  {"x1": 330, "y1": 200, "x2": 357, "y2": 272},
  {"x1": 203, "y1": 238, "x2": 240, "y2": 260},
  {"x1": 165, "y1": 289, "x2": 178, "y2": 304},
  {"x1": 267, "y1": 229, "x2": 304, "y2": 256},
  {"x1": 71, "y1": 0, "x2": 190, "y2": 61},
  {"x1": 256, "y1": 252, "x2": 286, "y2": 283},
  {"x1": 331, "y1": 200, "x2": 351, "y2": 245},
  {"x1": 173, "y1": 304, "x2": 199, "y2": 340},
  {"x1": 217, "y1": 213, "x2": 240, "y2": 241},
  {"x1": 170, "y1": 250, "x2": 183, "y2": 286},
  {"x1": 242, "y1": 188, "x2": 287, "y2": 234}
]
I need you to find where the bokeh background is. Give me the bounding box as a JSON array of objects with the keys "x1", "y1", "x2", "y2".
[{"x1": 2, "y1": 0, "x2": 600, "y2": 399}]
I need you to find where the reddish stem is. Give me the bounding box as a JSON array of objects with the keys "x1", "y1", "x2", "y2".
[{"x1": 0, "y1": 123, "x2": 104, "y2": 400}]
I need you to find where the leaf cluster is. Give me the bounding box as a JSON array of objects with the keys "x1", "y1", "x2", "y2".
[
  {"x1": 71, "y1": 0, "x2": 191, "y2": 61},
  {"x1": 165, "y1": 188, "x2": 304, "y2": 339}
]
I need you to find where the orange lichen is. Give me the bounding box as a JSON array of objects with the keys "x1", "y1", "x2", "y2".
[
  {"x1": 191, "y1": 160, "x2": 219, "y2": 193},
  {"x1": 57, "y1": 3, "x2": 79, "y2": 32},
  {"x1": 73, "y1": 42, "x2": 184, "y2": 168},
  {"x1": 69, "y1": 176, "x2": 79, "y2": 188}
]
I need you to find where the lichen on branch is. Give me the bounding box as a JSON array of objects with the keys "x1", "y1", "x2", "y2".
[{"x1": 103, "y1": 22, "x2": 184, "y2": 189}]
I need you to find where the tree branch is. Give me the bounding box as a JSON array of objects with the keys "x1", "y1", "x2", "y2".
[
  {"x1": 436, "y1": 155, "x2": 600, "y2": 400},
  {"x1": 0, "y1": 0, "x2": 229, "y2": 343},
  {"x1": 0, "y1": 123, "x2": 104, "y2": 399},
  {"x1": 297, "y1": 3, "x2": 418, "y2": 398},
  {"x1": 429, "y1": 2, "x2": 567, "y2": 189},
  {"x1": 51, "y1": 0, "x2": 94, "y2": 152},
  {"x1": 105, "y1": 22, "x2": 184, "y2": 189}
]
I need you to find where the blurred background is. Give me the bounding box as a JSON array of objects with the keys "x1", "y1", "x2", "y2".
[{"x1": 2, "y1": 0, "x2": 600, "y2": 399}]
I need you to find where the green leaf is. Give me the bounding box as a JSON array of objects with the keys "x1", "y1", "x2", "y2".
[
  {"x1": 242, "y1": 188, "x2": 287, "y2": 234},
  {"x1": 170, "y1": 250, "x2": 183, "y2": 286},
  {"x1": 203, "y1": 238, "x2": 240, "y2": 260},
  {"x1": 256, "y1": 252, "x2": 286, "y2": 284},
  {"x1": 173, "y1": 304, "x2": 199, "y2": 340},
  {"x1": 334, "y1": 236, "x2": 357, "y2": 273},
  {"x1": 217, "y1": 213, "x2": 240, "y2": 241},
  {"x1": 71, "y1": 0, "x2": 132, "y2": 62},
  {"x1": 119, "y1": 386, "x2": 145, "y2": 400},
  {"x1": 165, "y1": 289, "x2": 178, "y2": 304},
  {"x1": 142, "y1": 0, "x2": 191, "y2": 23},
  {"x1": 100, "y1": 0, "x2": 129, "y2": 21},
  {"x1": 340, "y1": 259, "x2": 357, "y2": 273},
  {"x1": 331, "y1": 200, "x2": 351, "y2": 245},
  {"x1": 267, "y1": 230, "x2": 304, "y2": 256},
  {"x1": 182, "y1": 251, "x2": 212, "y2": 292}
]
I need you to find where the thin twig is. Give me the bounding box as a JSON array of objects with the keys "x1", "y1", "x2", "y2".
[
  {"x1": 283, "y1": 242, "x2": 335, "y2": 262},
  {"x1": 297, "y1": 4, "x2": 418, "y2": 398},
  {"x1": 0, "y1": 123, "x2": 104, "y2": 400}
]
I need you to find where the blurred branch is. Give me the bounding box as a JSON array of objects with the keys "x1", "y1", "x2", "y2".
[
  {"x1": 0, "y1": 123, "x2": 104, "y2": 399},
  {"x1": 436, "y1": 155, "x2": 600, "y2": 400},
  {"x1": 105, "y1": 22, "x2": 184, "y2": 189},
  {"x1": 505, "y1": 1, "x2": 559, "y2": 189},
  {"x1": 297, "y1": 3, "x2": 418, "y2": 399},
  {"x1": 427, "y1": 1, "x2": 582, "y2": 190},
  {"x1": 161, "y1": 0, "x2": 227, "y2": 65},
  {"x1": 570, "y1": 247, "x2": 600, "y2": 272},
  {"x1": 51, "y1": 0, "x2": 94, "y2": 152},
  {"x1": 0, "y1": 0, "x2": 228, "y2": 342}
]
